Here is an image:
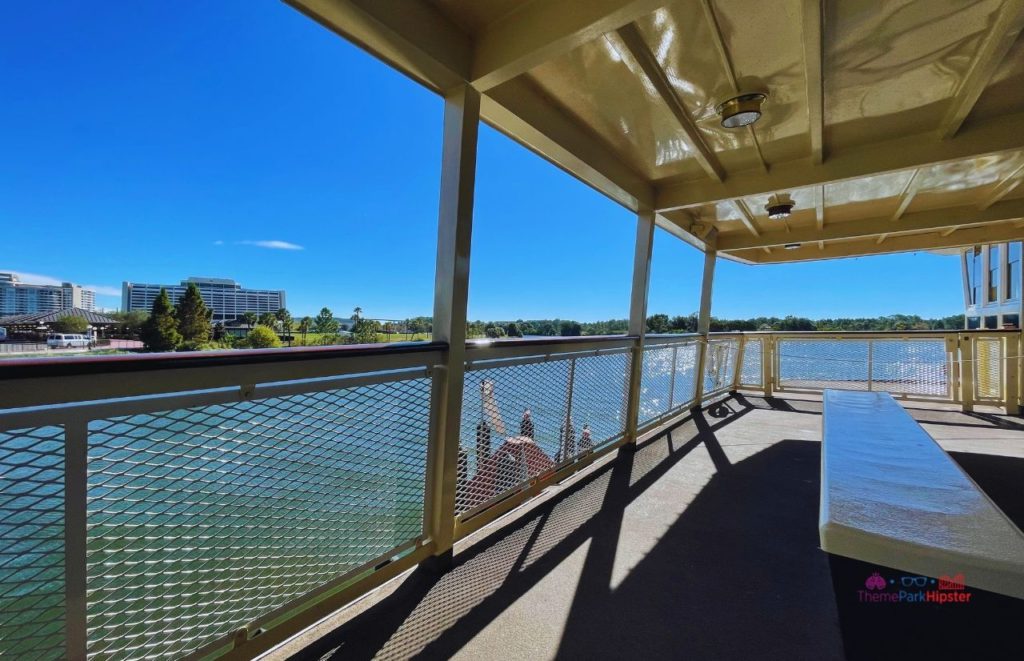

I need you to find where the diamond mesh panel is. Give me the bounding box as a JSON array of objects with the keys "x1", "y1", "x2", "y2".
[
  {"x1": 671, "y1": 342, "x2": 699, "y2": 409},
  {"x1": 0, "y1": 426, "x2": 65, "y2": 659},
  {"x1": 457, "y1": 351, "x2": 629, "y2": 516},
  {"x1": 871, "y1": 340, "x2": 949, "y2": 397},
  {"x1": 639, "y1": 341, "x2": 700, "y2": 427},
  {"x1": 85, "y1": 378, "x2": 431, "y2": 659},
  {"x1": 778, "y1": 339, "x2": 869, "y2": 391},
  {"x1": 703, "y1": 338, "x2": 739, "y2": 395},
  {"x1": 639, "y1": 345, "x2": 673, "y2": 423},
  {"x1": 974, "y1": 337, "x2": 1003, "y2": 400},
  {"x1": 739, "y1": 338, "x2": 763, "y2": 387}
]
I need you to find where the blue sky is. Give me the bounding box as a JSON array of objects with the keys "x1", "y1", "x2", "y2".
[{"x1": 0, "y1": 1, "x2": 963, "y2": 321}]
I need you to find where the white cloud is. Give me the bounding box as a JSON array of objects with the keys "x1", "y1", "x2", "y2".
[
  {"x1": 0, "y1": 269, "x2": 119, "y2": 298},
  {"x1": 213, "y1": 240, "x2": 224, "y2": 246},
  {"x1": 238, "y1": 240, "x2": 304, "y2": 251},
  {"x1": 85, "y1": 284, "x2": 122, "y2": 297},
  {"x1": 2, "y1": 270, "x2": 63, "y2": 287}
]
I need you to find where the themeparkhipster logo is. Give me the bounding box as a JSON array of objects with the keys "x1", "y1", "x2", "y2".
[{"x1": 859, "y1": 571, "x2": 973, "y2": 604}]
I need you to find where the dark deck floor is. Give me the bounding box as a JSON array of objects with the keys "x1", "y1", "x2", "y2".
[{"x1": 274, "y1": 394, "x2": 1024, "y2": 661}]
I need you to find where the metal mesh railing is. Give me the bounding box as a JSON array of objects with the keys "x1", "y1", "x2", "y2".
[
  {"x1": 456, "y1": 348, "x2": 630, "y2": 517},
  {"x1": 0, "y1": 426, "x2": 65, "y2": 660},
  {"x1": 739, "y1": 337, "x2": 763, "y2": 387},
  {"x1": 777, "y1": 337, "x2": 950, "y2": 398},
  {"x1": 703, "y1": 337, "x2": 739, "y2": 397},
  {"x1": 638, "y1": 338, "x2": 699, "y2": 426},
  {"x1": 974, "y1": 337, "x2": 1003, "y2": 401},
  {"x1": 84, "y1": 378, "x2": 431, "y2": 659}
]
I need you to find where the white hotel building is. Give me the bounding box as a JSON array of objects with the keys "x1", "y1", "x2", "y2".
[
  {"x1": 0, "y1": 272, "x2": 96, "y2": 315},
  {"x1": 122, "y1": 277, "x2": 286, "y2": 325}
]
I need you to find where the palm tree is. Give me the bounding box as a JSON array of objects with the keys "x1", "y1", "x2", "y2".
[
  {"x1": 353, "y1": 306, "x2": 363, "y2": 320},
  {"x1": 242, "y1": 312, "x2": 257, "y2": 330},
  {"x1": 298, "y1": 317, "x2": 311, "y2": 345}
]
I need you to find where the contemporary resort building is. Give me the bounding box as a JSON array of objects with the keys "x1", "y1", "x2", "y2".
[
  {"x1": 962, "y1": 242, "x2": 1022, "y2": 329},
  {"x1": 121, "y1": 277, "x2": 286, "y2": 324},
  {"x1": 0, "y1": 272, "x2": 96, "y2": 315}
]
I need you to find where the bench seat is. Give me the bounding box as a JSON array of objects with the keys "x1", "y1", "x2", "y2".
[{"x1": 819, "y1": 389, "x2": 1024, "y2": 600}]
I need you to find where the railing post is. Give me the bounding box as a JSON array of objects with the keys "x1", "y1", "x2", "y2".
[
  {"x1": 624, "y1": 208, "x2": 655, "y2": 444},
  {"x1": 65, "y1": 417, "x2": 88, "y2": 661},
  {"x1": 960, "y1": 333, "x2": 975, "y2": 412},
  {"x1": 732, "y1": 335, "x2": 746, "y2": 390},
  {"x1": 1004, "y1": 334, "x2": 1019, "y2": 415},
  {"x1": 424, "y1": 83, "x2": 479, "y2": 563},
  {"x1": 668, "y1": 345, "x2": 679, "y2": 408},
  {"x1": 763, "y1": 335, "x2": 775, "y2": 397},
  {"x1": 867, "y1": 340, "x2": 874, "y2": 391},
  {"x1": 692, "y1": 247, "x2": 717, "y2": 408}
]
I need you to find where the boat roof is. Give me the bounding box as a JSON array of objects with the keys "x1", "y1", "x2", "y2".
[{"x1": 288, "y1": 0, "x2": 1024, "y2": 263}]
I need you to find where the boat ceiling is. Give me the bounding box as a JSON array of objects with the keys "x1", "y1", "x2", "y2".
[{"x1": 288, "y1": 0, "x2": 1024, "y2": 263}]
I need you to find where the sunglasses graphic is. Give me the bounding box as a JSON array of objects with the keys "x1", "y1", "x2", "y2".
[{"x1": 901, "y1": 576, "x2": 928, "y2": 587}]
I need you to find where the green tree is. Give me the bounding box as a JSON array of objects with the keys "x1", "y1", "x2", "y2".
[
  {"x1": 52, "y1": 315, "x2": 89, "y2": 334},
  {"x1": 245, "y1": 325, "x2": 282, "y2": 349},
  {"x1": 505, "y1": 322, "x2": 523, "y2": 338},
  {"x1": 646, "y1": 313, "x2": 670, "y2": 333},
  {"x1": 242, "y1": 312, "x2": 257, "y2": 330},
  {"x1": 140, "y1": 288, "x2": 181, "y2": 352},
  {"x1": 258, "y1": 312, "x2": 278, "y2": 328},
  {"x1": 352, "y1": 306, "x2": 363, "y2": 320},
  {"x1": 298, "y1": 316, "x2": 312, "y2": 344},
  {"x1": 313, "y1": 307, "x2": 339, "y2": 336},
  {"x1": 485, "y1": 324, "x2": 507, "y2": 339},
  {"x1": 106, "y1": 310, "x2": 149, "y2": 339},
  {"x1": 559, "y1": 320, "x2": 582, "y2": 336},
  {"x1": 350, "y1": 317, "x2": 380, "y2": 344},
  {"x1": 175, "y1": 282, "x2": 212, "y2": 344},
  {"x1": 275, "y1": 308, "x2": 293, "y2": 333}
]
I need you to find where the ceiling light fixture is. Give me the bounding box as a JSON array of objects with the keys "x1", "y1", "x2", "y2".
[
  {"x1": 784, "y1": 243, "x2": 801, "y2": 250},
  {"x1": 716, "y1": 93, "x2": 767, "y2": 128},
  {"x1": 765, "y1": 193, "x2": 795, "y2": 219}
]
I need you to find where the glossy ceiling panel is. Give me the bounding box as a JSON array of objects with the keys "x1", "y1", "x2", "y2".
[
  {"x1": 430, "y1": 0, "x2": 524, "y2": 34},
  {"x1": 823, "y1": 171, "x2": 916, "y2": 223},
  {"x1": 709, "y1": 0, "x2": 810, "y2": 164},
  {"x1": 907, "y1": 152, "x2": 1024, "y2": 212},
  {"x1": 528, "y1": 30, "x2": 708, "y2": 181},
  {"x1": 967, "y1": 32, "x2": 1024, "y2": 124},
  {"x1": 824, "y1": 0, "x2": 1004, "y2": 151},
  {"x1": 631, "y1": 2, "x2": 762, "y2": 176}
]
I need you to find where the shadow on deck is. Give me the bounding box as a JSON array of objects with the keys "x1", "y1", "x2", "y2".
[{"x1": 281, "y1": 394, "x2": 1024, "y2": 661}]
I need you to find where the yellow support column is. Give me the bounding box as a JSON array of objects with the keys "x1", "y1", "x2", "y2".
[
  {"x1": 624, "y1": 208, "x2": 655, "y2": 445},
  {"x1": 424, "y1": 84, "x2": 479, "y2": 565}
]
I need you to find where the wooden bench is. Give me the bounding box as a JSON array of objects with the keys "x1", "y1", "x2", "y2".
[{"x1": 819, "y1": 389, "x2": 1024, "y2": 600}]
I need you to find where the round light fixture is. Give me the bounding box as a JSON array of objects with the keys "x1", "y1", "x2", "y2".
[
  {"x1": 716, "y1": 93, "x2": 767, "y2": 128},
  {"x1": 765, "y1": 193, "x2": 795, "y2": 219}
]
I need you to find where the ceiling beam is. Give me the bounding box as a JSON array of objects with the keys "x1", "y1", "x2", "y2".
[
  {"x1": 700, "y1": 0, "x2": 768, "y2": 172},
  {"x1": 717, "y1": 197, "x2": 1024, "y2": 251},
  {"x1": 732, "y1": 222, "x2": 1024, "y2": 264},
  {"x1": 616, "y1": 23, "x2": 727, "y2": 182},
  {"x1": 979, "y1": 160, "x2": 1024, "y2": 209},
  {"x1": 890, "y1": 169, "x2": 923, "y2": 221},
  {"x1": 802, "y1": 0, "x2": 824, "y2": 164},
  {"x1": 938, "y1": 0, "x2": 1024, "y2": 139},
  {"x1": 483, "y1": 77, "x2": 654, "y2": 211},
  {"x1": 655, "y1": 111, "x2": 1024, "y2": 211},
  {"x1": 286, "y1": 0, "x2": 472, "y2": 92},
  {"x1": 471, "y1": 0, "x2": 666, "y2": 92},
  {"x1": 733, "y1": 200, "x2": 761, "y2": 236}
]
